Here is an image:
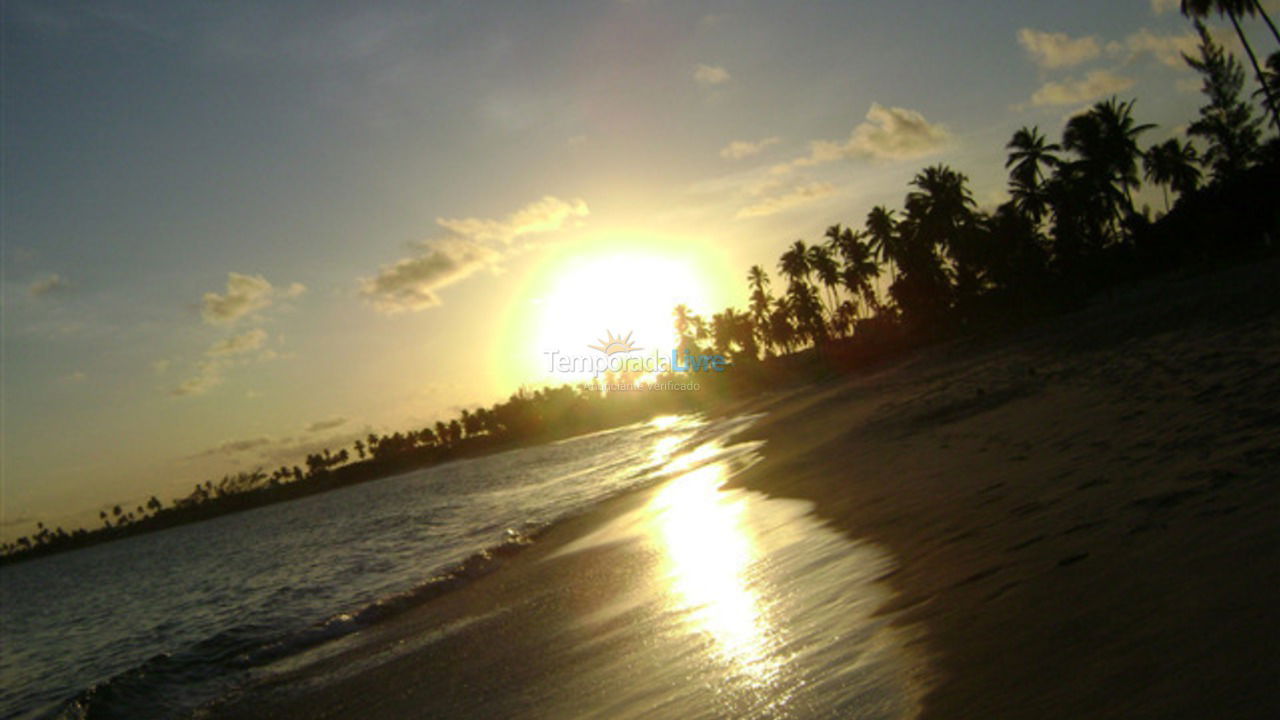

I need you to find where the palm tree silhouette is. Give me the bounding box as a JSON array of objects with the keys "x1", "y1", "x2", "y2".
[
  {"x1": 778, "y1": 240, "x2": 812, "y2": 288},
  {"x1": 746, "y1": 266, "x2": 774, "y2": 353},
  {"x1": 1060, "y1": 98, "x2": 1154, "y2": 244},
  {"x1": 1144, "y1": 138, "x2": 1202, "y2": 210},
  {"x1": 806, "y1": 243, "x2": 841, "y2": 317},
  {"x1": 864, "y1": 206, "x2": 901, "y2": 300},
  {"x1": 1005, "y1": 126, "x2": 1061, "y2": 225}
]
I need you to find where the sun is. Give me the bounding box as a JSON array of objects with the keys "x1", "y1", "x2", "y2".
[{"x1": 496, "y1": 232, "x2": 733, "y2": 387}]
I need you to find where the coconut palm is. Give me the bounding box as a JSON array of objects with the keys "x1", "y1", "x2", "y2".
[
  {"x1": 1143, "y1": 138, "x2": 1202, "y2": 209},
  {"x1": 746, "y1": 266, "x2": 773, "y2": 351},
  {"x1": 767, "y1": 298, "x2": 797, "y2": 355},
  {"x1": 806, "y1": 243, "x2": 841, "y2": 316},
  {"x1": 673, "y1": 304, "x2": 699, "y2": 355},
  {"x1": 1181, "y1": 0, "x2": 1280, "y2": 128},
  {"x1": 787, "y1": 282, "x2": 828, "y2": 346},
  {"x1": 778, "y1": 240, "x2": 811, "y2": 287},
  {"x1": 1005, "y1": 126, "x2": 1061, "y2": 225},
  {"x1": 838, "y1": 232, "x2": 880, "y2": 310},
  {"x1": 1061, "y1": 98, "x2": 1154, "y2": 242}
]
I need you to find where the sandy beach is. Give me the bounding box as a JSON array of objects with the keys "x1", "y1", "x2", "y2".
[
  {"x1": 213, "y1": 259, "x2": 1280, "y2": 720},
  {"x1": 729, "y1": 257, "x2": 1280, "y2": 718}
]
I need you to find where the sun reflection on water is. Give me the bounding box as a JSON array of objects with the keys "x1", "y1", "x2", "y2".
[{"x1": 650, "y1": 459, "x2": 781, "y2": 686}]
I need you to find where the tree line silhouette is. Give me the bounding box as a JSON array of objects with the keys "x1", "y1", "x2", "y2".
[
  {"x1": 670, "y1": 14, "x2": 1278, "y2": 373},
  {"x1": 3, "y1": 4, "x2": 1277, "y2": 564}
]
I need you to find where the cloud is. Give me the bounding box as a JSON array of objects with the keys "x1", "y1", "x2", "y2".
[
  {"x1": 1150, "y1": 0, "x2": 1179, "y2": 14},
  {"x1": 693, "y1": 64, "x2": 730, "y2": 86},
  {"x1": 362, "y1": 196, "x2": 587, "y2": 313},
  {"x1": 171, "y1": 360, "x2": 223, "y2": 397},
  {"x1": 735, "y1": 182, "x2": 836, "y2": 219},
  {"x1": 360, "y1": 240, "x2": 500, "y2": 313},
  {"x1": 206, "y1": 328, "x2": 268, "y2": 357},
  {"x1": 779, "y1": 104, "x2": 950, "y2": 172},
  {"x1": 720, "y1": 137, "x2": 780, "y2": 160},
  {"x1": 1113, "y1": 28, "x2": 1198, "y2": 68},
  {"x1": 435, "y1": 196, "x2": 588, "y2": 246},
  {"x1": 200, "y1": 272, "x2": 306, "y2": 326},
  {"x1": 29, "y1": 273, "x2": 68, "y2": 298},
  {"x1": 192, "y1": 436, "x2": 274, "y2": 457},
  {"x1": 305, "y1": 416, "x2": 347, "y2": 433},
  {"x1": 171, "y1": 329, "x2": 276, "y2": 396},
  {"x1": 61, "y1": 370, "x2": 87, "y2": 384},
  {"x1": 1017, "y1": 29, "x2": 1103, "y2": 68},
  {"x1": 1029, "y1": 69, "x2": 1135, "y2": 106}
]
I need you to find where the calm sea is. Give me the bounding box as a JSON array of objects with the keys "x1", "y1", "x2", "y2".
[{"x1": 0, "y1": 414, "x2": 725, "y2": 719}]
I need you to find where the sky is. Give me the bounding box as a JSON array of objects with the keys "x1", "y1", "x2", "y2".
[{"x1": 3, "y1": 0, "x2": 1273, "y2": 535}]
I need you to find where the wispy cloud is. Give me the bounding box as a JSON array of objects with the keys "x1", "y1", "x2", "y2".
[
  {"x1": 305, "y1": 416, "x2": 347, "y2": 433},
  {"x1": 693, "y1": 63, "x2": 730, "y2": 86},
  {"x1": 1029, "y1": 69, "x2": 1135, "y2": 106},
  {"x1": 736, "y1": 181, "x2": 836, "y2": 219},
  {"x1": 361, "y1": 196, "x2": 588, "y2": 314},
  {"x1": 776, "y1": 104, "x2": 950, "y2": 173},
  {"x1": 172, "y1": 329, "x2": 278, "y2": 396},
  {"x1": 28, "y1": 273, "x2": 68, "y2": 298},
  {"x1": 191, "y1": 436, "x2": 274, "y2": 457},
  {"x1": 206, "y1": 328, "x2": 268, "y2": 357},
  {"x1": 1111, "y1": 28, "x2": 1198, "y2": 68},
  {"x1": 719, "y1": 137, "x2": 780, "y2": 160},
  {"x1": 171, "y1": 359, "x2": 224, "y2": 397},
  {"x1": 1150, "y1": 0, "x2": 1180, "y2": 15},
  {"x1": 435, "y1": 196, "x2": 588, "y2": 246},
  {"x1": 1017, "y1": 29, "x2": 1102, "y2": 69},
  {"x1": 201, "y1": 273, "x2": 305, "y2": 326}
]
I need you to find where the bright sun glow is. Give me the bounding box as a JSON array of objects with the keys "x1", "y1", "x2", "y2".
[{"x1": 498, "y1": 232, "x2": 735, "y2": 387}]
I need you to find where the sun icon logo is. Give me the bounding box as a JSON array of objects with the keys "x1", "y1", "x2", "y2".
[{"x1": 588, "y1": 330, "x2": 641, "y2": 355}]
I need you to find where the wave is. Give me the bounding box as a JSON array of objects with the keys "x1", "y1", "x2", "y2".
[{"x1": 30, "y1": 413, "x2": 761, "y2": 720}]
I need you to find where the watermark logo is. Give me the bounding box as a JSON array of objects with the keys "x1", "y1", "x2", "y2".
[
  {"x1": 544, "y1": 330, "x2": 726, "y2": 376},
  {"x1": 587, "y1": 330, "x2": 641, "y2": 355}
]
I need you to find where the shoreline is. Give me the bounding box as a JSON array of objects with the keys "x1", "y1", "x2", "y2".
[
  {"x1": 724, "y1": 257, "x2": 1280, "y2": 717},
  {"x1": 224, "y1": 256, "x2": 1279, "y2": 718}
]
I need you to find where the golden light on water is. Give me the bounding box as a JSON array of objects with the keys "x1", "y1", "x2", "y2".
[{"x1": 650, "y1": 461, "x2": 781, "y2": 685}]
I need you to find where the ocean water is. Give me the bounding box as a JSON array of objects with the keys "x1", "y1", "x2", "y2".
[
  {"x1": 2, "y1": 412, "x2": 927, "y2": 720},
  {"x1": 0, "y1": 414, "x2": 729, "y2": 720}
]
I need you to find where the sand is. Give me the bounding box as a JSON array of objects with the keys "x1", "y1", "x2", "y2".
[
  {"x1": 218, "y1": 258, "x2": 1280, "y2": 719},
  {"x1": 728, "y1": 257, "x2": 1280, "y2": 718}
]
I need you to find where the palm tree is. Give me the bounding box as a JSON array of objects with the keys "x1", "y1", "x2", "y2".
[
  {"x1": 806, "y1": 243, "x2": 841, "y2": 316},
  {"x1": 778, "y1": 240, "x2": 811, "y2": 287},
  {"x1": 767, "y1": 297, "x2": 797, "y2": 354},
  {"x1": 1005, "y1": 126, "x2": 1061, "y2": 225},
  {"x1": 673, "y1": 304, "x2": 699, "y2": 355},
  {"x1": 1181, "y1": 0, "x2": 1280, "y2": 128},
  {"x1": 746, "y1": 266, "x2": 773, "y2": 352},
  {"x1": 1143, "y1": 138, "x2": 1202, "y2": 209},
  {"x1": 838, "y1": 232, "x2": 880, "y2": 311},
  {"x1": 1258, "y1": 50, "x2": 1280, "y2": 127},
  {"x1": 787, "y1": 282, "x2": 828, "y2": 347},
  {"x1": 1061, "y1": 98, "x2": 1154, "y2": 241},
  {"x1": 864, "y1": 205, "x2": 900, "y2": 299}
]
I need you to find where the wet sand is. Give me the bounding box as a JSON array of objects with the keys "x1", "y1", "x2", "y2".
[{"x1": 220, "y1": 259, "x2": 1280, "y2": 719}]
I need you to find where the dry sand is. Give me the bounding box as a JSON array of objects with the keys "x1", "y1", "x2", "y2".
[{"x1": 221, "y1": 258, "x2": 1280, "y2": 719}]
